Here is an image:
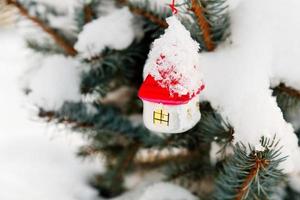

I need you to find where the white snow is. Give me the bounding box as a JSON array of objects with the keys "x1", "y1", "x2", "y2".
[
  {"x1": 27, "y1": 55, "x2": 82, "y2": 110},
  {"x1": 138, "y1": 182, "x2": 197, "y2": 200},
  {"x1": 143, "y1": 16, "x2": 204, "y2": 97},
  {"x1": 0, "y1": 29, "x2": 100, "y2": 200},
  {"x1": 200, "y1": 0, "x2": 300, "y2": 172},
  {"x1": 75, "y1": 8, "x2": 136, "y2": 59}
]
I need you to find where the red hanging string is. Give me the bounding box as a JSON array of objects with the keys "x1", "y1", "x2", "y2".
[{"x1": 169, "y1": 0, "x2": 178, "y2": 14}]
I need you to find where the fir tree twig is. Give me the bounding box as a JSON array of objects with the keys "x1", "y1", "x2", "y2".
[
  {"x1": 83, "y1": 4, "x2": 93, "y2": 23},
  {"x1": 129, "y1": 6, "x2": 168, "y2": 28},
  {"x1": 215, "y1": 136, "x2": 287, "y2": 200},
  {"x1": 273, "y1": 83, "x2": 300, "y2": 118},
  {"x1": 275, "y1": 83, "x2": 300, "y2": 99},
  {"x1": 38, "y1": 102, "x2": 163, "y2": 146},
  {"x1": 235, "y1": 158, "x2": 269, "y2": 200},
  {"x1": 117, "y1": 0, "x2": 168, "y2": 28},
  {"x1": 6, "y1": 0, "x2": 77, "y2": 56},
  {"x1": 38, "y1": 110, "x2": 94, "y2": 128},
  {"x1": 191, "y1": 0, "x2": 215, "y2": 51}
]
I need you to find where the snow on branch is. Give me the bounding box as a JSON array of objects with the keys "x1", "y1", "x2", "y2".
[
  {"x1": 27, "y1": 55, "x2": 82, "y2": 110},
  {"x1": 200, "y1": 0, "x2": 300, "y2": 173},
  {"x1": 75, "y1": 8, "x2": 136, "y2": 59}
]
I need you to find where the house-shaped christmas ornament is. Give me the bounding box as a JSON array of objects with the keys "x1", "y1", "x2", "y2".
[{"x1": 138, "y1": 16, "x2": 205, "y2": 134}]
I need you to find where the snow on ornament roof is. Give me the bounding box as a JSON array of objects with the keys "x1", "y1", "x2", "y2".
[{"x1": 139, "y1": 16, "x2": 204, "y2": 104}]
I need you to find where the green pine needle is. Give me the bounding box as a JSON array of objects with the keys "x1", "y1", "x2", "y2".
[{"x1": 215, "y1": 136, "x2": 287, "y2": 200}]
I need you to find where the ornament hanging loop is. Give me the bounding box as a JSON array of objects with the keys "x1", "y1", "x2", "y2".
[{"x1": 169, "y1": 0, "x2": 178, "y2": 14}]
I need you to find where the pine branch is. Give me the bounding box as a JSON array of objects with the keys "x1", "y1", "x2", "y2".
[
  {"x1": 83, "y1": 4, "x2": 93, "y2": 23},
  {"x1": 235, "y1": 158, "x2": 269, "y2": 200},
  {"x1": 120, "y1": 0, "x2": 228, "y2": 50},
  {"x1": 191, "y1": 0, "x2": 215, "y2": 51},
  {"x1": 26, "y1": 39, "x2": 65, "y2": 55},
  {"x1": 6, "y1": 0, "x2": 77, "y2": 56},
  {"x1": 38, "y1": 102, "x2": 163, "y2": 146},
  {"x1": 215, "y1": 136, "x2": 287, "y2": 200},
  {"x1": 39, "y1": 109, "x2": 94, "y2": 128},
  {"x1": 275, "y1": 83, "x2": 300, "y2": 99},
  {"x1": 273, "y1": 83, "x2": 300, "y2": 119},
  {"x1": 129, "y1": 6, "x2": 168, "y2": 28},
  {"x1": 118, "y1": 0, "x2": 168, "y2": 28},
  {"x1": 74, "y1": 1, "x2": 98, "y2": 34},
  {"x1": 80, "y1": 39, "x2": 150, "y2": 96}
]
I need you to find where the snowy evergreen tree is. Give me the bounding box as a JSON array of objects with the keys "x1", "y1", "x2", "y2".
[{"x1": 4, "y1": 0, "x2": 300, "y2": 199}]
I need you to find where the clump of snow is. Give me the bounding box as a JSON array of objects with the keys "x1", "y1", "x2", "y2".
[
  {"x1": 143, "y1": 16, "x2": 204, "y2": 97},
  {"x1": 200, "y1": 0, "x2": 300, "y2": 172},
  {"x1": 75, "y1": 7, "x2": 135, "y2": 58},
  {"x1": 27, "y1": 55, "x2": 82, "y2": 110},
  {"x1": 138, "y1": 182, "x2": 197, "y2": 200}
]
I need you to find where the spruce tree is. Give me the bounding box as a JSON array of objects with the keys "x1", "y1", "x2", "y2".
[{"x1": 4, "y1": 0, "x2": 300, "y2": 199}]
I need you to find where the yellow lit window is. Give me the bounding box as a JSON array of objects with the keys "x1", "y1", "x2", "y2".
[{"x1": 153, "y1": 109, "x2": 169, "y2": 126}]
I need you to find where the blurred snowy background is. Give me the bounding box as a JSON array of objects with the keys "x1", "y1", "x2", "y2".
[{"x1": 0, "y1": 23, "x2": 101, "y2": 200}]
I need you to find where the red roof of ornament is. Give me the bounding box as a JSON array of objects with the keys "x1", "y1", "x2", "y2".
[{"x1": 138, "y1": 74, "x2": 204, "y2": 105}]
